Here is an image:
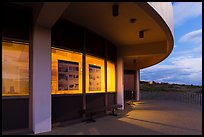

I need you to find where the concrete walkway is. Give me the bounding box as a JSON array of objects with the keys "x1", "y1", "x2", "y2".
[{"x1": 38, "y1": 99, "x2": 202, "y2": 135}]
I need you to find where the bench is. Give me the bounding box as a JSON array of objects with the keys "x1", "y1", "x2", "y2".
[
  {"x1": 81, "y1": 104, "x2": 122, "y2": 123},
  {"x1": 81, "y1": 107, "x2": 106, "y2": 123},
  {"x1": 105, "y1": 104, "x2": 122, "y2": 116}
]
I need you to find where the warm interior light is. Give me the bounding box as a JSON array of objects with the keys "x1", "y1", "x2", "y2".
[
  {"x1": 107, "y1": 61, "x2": 116, "y2": 92},
  {"x1": 2, "y1": 41, "x2": 29, "y2": 96},
  {"x1": 51, "y1": 47, "x2": 82, "y2": 94},
  {"x1": 86, "y1": 55, "x2": 105, "y2": 93}
]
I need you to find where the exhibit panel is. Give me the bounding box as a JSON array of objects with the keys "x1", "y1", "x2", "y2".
[
  {"x1": 86, "y1": 55, "x2": 105, "y2": 93},
  {"x1": 51, "y1": 48, "x2": 82, "y2": 94}
]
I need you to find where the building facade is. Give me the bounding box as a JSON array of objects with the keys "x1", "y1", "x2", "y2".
[{"x1": 2, "y1": 2, "x2": 174, "y2": 134}]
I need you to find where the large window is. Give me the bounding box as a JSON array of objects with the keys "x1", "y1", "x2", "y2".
[
  {"x1": 2, "y1": 41, "x2": 29, "y2": 96},
  {"x1": 2, "y1": 43, "x2": 116, "y2": 96},
  {"x1": 107, "y1": 61, "x2": 116, "y2": 92},
  {"x1": 51, "y1": 48, "x2": 82, "y2": 94},
  {"x1": 86, "y1": 55, "x2": 105, "y2": 93},
  {"x1": 52, "y1": 50, "x2": 115, "y2": 94}
]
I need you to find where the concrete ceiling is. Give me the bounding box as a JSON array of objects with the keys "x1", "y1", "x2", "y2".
[{"x1": 62, "y1": 2, "x2": 166, "y2": 47}]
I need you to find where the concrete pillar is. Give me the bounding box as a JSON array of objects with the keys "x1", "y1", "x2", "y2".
[
  {"x1": 31, "y1": 25, "x2": 51, "y2": 134},
  {"x1": 29, "y1": 2, "x2": 70, "y2": 134},
  {"x1": 116, "y1": 56, "x2": 124, "y2": 110},
  {"x1": 135, "y1": 70, "x2": 140, "y2": 101}
]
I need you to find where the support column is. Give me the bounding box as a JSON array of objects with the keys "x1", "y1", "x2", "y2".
[
  {"x1": 29, "y1": 3, "x2": 70, "y2": 134},
  {"x1": 135, "y1": 70, "x2": 140, "y2": 101},
  {"x1": 116, "y1": 56, "x2": 124, "y2": 110},
  {"x1": 31, "y1": 25, "x2": 51, "y2": 134}
]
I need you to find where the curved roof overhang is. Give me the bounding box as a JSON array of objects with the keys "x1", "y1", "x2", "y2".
[
  {"x1": 9, "y1": 2, "x2": 174, "y2": 70},
  {"x1": 61, "y1": 2, "x2": 174, "y2": 70}
]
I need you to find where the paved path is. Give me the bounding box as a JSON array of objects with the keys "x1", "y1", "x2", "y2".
[{"x1": 38, "y1": 99, "x2": 202, "y2": 135}]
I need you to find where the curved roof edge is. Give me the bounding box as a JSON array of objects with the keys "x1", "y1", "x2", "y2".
[{"x1": 135, "y1": 2, "x2": 174, "y2": 70}]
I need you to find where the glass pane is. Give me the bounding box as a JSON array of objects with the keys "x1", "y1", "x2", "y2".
[
  {"x1": 107, "y1": 61, "x2": 116, "y2": 92},
  {"x1": 86, "y1": 55, "x2": 105, "y2": 93},
  {"x1": 2, "y1": 41, "x2": 29, "y2": 96},
  {"x1": 51, "y1": 48, "x2": 82, "y2": 94}
]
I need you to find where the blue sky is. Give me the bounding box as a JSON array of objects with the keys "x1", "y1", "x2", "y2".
[{"x1": 140, "y1": 2, "x2": 202, "y2": 86}]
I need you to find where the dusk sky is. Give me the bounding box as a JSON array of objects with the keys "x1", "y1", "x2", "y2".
[{"x1": 140, "y1": 2, "x2": 202, "y2": 86}]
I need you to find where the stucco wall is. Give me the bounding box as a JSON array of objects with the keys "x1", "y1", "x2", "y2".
[{"x1": 147, "y1": 2, "x2": 174, "y2": 37}]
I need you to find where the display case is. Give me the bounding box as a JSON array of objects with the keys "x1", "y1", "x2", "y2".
[
  {"x1": 86, "y1": 55, "x2": 105, "y2": 93},
  {"x1": 51, "y1": 47, "x2": 82, "y2": 94},
  {"x1": 2, "y1": 40, "x2": 29, "y2": 96}
]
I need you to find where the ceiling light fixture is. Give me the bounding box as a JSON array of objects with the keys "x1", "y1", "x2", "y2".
[
  {"x1": 112, "y1": 4, "x2": 119, "y2": 16},
  {"x1": 130, "y1": 18, "x2": 136, "y2": 23},
  {"x1": 139, "y1": 30, "x2": 144, "y2": 38}
]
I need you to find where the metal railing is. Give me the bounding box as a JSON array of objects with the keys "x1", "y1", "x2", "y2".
[
  {"x1": 182, "y1": 92, "x2": 202, "y2": 105},
  {"x1": 141, "y1": 91, "x2": 202, "y2": 106}
]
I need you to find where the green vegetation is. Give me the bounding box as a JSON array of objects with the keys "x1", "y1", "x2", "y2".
[{"x1": 140, "y1": 81, "x2": 202, "y2": 93}]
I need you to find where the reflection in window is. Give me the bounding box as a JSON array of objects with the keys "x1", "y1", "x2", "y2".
[
  {"x1": 2, "y1": 41, "x2": 29, "y2": 96},
  {"x1": 86, "y1": 55, "x2": 105, "y2": 93},
  {"x1": 51, "y1": 47, "x2": 82, "y2": 94},
  {"x1": 107, "y1": 61, "x2": 116, "y2": 92}
]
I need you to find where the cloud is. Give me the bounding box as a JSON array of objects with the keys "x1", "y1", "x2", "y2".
[
  {"x1": 173, "y1": 2, "x2": 202, "y2": 27},
  {"x1": 142, "y1": 2, "x2": 202, "y2": 86},
  {"x1": 141, "y1": 56, "x2": 202, "y2": 86},
  {"x1": 179, "y1": 29, "x2": 202, "y2": 43},
  {"x1": 169, "y1": 56, "x2": 202, "y2": 73},
  {"x1": 172, "y1": 44, "x2": 202, "y2": 58}
]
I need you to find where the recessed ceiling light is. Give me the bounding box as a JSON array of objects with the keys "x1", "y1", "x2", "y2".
[
  {"x1": 112, "y1": 4, "x2": 119, "y2": 16},
  {"x1": 130, "y1": 18, "x2": 136, "y2": 23},
  {"x1": 139, "y1": 30, "x2": 144, "y2": 38}
]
